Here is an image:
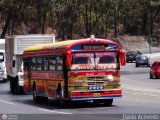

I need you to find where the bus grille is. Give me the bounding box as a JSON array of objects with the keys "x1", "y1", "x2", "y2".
[{"x1": 87, "y1": 76, "x2": 104, "y2": 81}]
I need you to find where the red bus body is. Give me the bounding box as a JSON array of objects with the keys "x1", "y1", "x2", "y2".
[{"x1": 23, "y1": 38, "x2": 126, "y2": 105}]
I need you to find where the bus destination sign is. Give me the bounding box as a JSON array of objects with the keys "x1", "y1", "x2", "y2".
[{"x1": 83, "y1": 45, "x2": 105, "y2": 50}]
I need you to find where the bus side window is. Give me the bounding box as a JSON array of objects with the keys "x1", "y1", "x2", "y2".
[
  {"x1": 24, "y1": 61, "x2": 29, "y2": 71},
  {"x1": 37, "y1": 57, "x2": 43, "y2": 71},
  {"x1": 49, "y1": 56, "x2": 56, "y2": 71},
  {"x1": 43, "y1": 57, "x2": 49, "y2": 71},
  {"x1": 31, "y1": 57, "x2": 37, "y2": 71},
  {"x1": 56, "y1": 56, "x2": 63, "y2": 70}
]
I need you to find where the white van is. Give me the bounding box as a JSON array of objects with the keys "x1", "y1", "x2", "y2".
[{"x1": 0, "y1": 50, "x2": 7, "y2": 82}]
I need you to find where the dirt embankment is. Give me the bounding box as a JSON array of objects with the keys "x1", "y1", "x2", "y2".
[{"x1": 114, "y1": 35, "x2": 149, "y2": 51}]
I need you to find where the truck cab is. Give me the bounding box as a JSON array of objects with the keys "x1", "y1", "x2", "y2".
[
  {"x1": 0, "y1": 50, "x2": 7, "y2": 82},
  {"x1": 5, "y1": 34, "x2": 55, "y2": 94},
  {"x1": 17, "y1": 62, "x2": 25, "y2": 94}
]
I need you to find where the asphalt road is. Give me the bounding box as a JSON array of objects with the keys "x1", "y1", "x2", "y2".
[{"x1": 0, "y1": 54, "x2": 160, "y2": 120}]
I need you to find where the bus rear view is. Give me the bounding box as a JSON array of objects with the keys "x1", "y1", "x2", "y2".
[
  {"x1": 23, "y1": 36, "x2": 126, "y2": 106},
  {"x1": 67, "y1": 43, "x2": 126, "y2": 106}
]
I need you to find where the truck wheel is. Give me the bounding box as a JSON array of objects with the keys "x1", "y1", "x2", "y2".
[
  {"x1": 15, "y1": 76, "x2": 19, "y2": 94},
  {"x1": 10, "y1": 80, "x2": 14, "y2": 93}
]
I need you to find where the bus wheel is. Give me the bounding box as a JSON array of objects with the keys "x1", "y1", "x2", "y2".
[
  {"x1": 58, "y1": 96, "x2": 68, "y2": 107},
  {"x1": 103, "y1": 99, "x2": 113, "y2": 106},
  {"x1": 93, "y1": 99, "x2": 101, "y2": 104},
  {"x1": 33, "y1": 84, "x2": 40, "y2": 103},
  {"x1": 57, "y1": 85, "x2": 68, "y2": 107}
]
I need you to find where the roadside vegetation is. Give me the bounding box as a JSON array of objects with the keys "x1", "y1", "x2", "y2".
[{"x1": 0, "y1": 0, "x2": 160, "y2": 46}]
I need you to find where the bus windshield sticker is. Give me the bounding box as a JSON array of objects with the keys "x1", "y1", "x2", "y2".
[{"x1": 73, "y1": 53, "x2": 94, "y2": 57}]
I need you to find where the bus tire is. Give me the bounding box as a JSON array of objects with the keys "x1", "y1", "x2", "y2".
[
  {"x1": 33, "y1": 83, "x2": 40, "y2": 103},
  {"x1": 103, "y1": 99, "x2": 113, "y2": 106},
  {"x1": 42, "y1": 97, "x2": 48, "y2": 103},
  {"x1": 56, "y1": 84, "x2": 68, "y2": 107},
  {"x1": 93, "y1": 99, "x2": 101, "y2": 104},
  {"x1": 33, "y1": 83, "x2": 48, "y2": 103}
]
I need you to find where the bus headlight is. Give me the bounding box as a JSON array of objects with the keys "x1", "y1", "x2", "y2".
[{"x1": 108, "y1": 75, "x2": 114, "y2": 82}]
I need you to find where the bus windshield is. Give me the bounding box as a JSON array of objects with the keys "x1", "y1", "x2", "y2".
[
  {"x1": 0, "y1": 52, "x2": 4, "y2": 62},
  {"x1": 71, "y1": 52, "x2": 118, "y2": 70},
  {"x1": 72, "y1": 57, "x2": 91, "y2": 64},
  {"x1": 99, "y1": 56, "x2": 116, "y2": 63}
]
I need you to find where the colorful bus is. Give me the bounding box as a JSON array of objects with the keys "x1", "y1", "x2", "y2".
[{"x1": 23, "y1": 36, "x2": 126, "y2": 106}]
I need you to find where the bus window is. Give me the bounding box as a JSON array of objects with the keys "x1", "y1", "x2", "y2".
[
  {"x1": 24, "y1": 61, "x2": 29, "y2": 71},
  {"x1": 56, "y1": 56, "x2": 63, "y2": 70},
  {"x1": 0, "y1": 52, "x2": 4, "y2": 62},
  {"x1": 49, "y1": 57, "x2": 56, "y2": 71},
  {"x1": 37, "y1": 57, "x2": 43, "y2": 71},
  {"x1": 99, "y1": 56, "x2": 116, "y2": 63},
  {"x1": 72, "y1": 57, "x2": 91, "y2": 64},
  {"x1": 43, "y1": 57, "x2": 49, "y2": 71},
  {"x1": 31, "y1": 57, "x2": 37, "y2": 71}
]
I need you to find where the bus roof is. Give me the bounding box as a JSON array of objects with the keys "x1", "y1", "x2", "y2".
[{"x1": 24, "y1": 38, "x2": 119, "y2": 52}]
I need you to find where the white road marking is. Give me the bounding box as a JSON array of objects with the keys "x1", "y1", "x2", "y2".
[
  {"x1": 123, "y1": 88, "x2": 160, "y2": 98},
  {"x1": 38, "y1": 108, "x2": 72, "y2": 114},
  {"x1": 0, "y1": 99, "x2": 15, "y2": 105}
]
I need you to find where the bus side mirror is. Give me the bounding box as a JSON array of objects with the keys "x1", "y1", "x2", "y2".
[
  {"x1": 120, "y1": 50, "x2": 126, "y2": 66},
  {"x1": 66, "y1": 51, "x2": 72, "y2": 67}
]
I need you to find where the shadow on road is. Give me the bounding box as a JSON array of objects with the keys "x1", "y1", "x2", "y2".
[{"x1": 12, "y1": 98, "x2": 115, "y2": 110}]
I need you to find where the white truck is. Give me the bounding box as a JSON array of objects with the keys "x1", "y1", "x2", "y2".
[
  {"x1": 5, "y1": 34, "x2": 55, "y2": 94},
  {"x1": 0, "y1": 39, "x2": 7, "y2": 83}
]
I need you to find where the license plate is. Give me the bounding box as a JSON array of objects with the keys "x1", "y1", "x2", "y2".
[{"x1": 93, "y1": 93, "x2": 101, "y2": 97}]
